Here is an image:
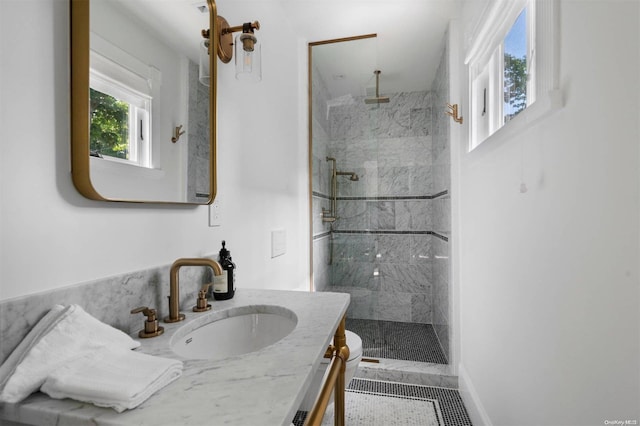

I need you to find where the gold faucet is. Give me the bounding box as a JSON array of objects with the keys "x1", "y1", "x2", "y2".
[{"x1": 165, "y1": 258, "x2": 224, "y2": 323}]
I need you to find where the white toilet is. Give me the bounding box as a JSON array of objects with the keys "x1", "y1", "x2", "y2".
[{"x1": 299, "y1": 330, "x2": 363, "y2": 411}]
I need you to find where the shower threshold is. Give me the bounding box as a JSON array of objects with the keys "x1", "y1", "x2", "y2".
[{"x1": 346, "y1": 318, "x2": 458, "y2": 389}]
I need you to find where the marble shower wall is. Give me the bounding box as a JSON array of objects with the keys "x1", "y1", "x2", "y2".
[
  {"x1": 431, "y1": 36, "x2": 451, "y2": 361},
  {"x1": 325, "y1": 91, "x2": 437, "y2": 324},
  {"x1": 311, "y1": 68, "x2": 332, "y2": 292},
  {"x1": 187, "y1": 60, "x2": 211, "y2": 203},
  {"x1": 312, "y1": 39, "x2": 451, "y2": 359}
]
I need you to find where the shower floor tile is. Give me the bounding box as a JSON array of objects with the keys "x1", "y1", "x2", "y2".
[{"x1": 346, "y1": 318, "x2": 448, "y2": 364}]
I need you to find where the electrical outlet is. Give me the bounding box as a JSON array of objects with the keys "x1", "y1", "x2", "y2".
[{"x1": 208, "y1": 198, "x2": 221, "y2": 227}]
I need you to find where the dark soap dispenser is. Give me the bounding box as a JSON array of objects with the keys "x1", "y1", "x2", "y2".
[{"x1": 213, "y1": 240, "x2": 236, "y2": 300}]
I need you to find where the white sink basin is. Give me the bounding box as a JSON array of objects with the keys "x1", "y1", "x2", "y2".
[{"x1": 170, "y1": 305, "x2": 297, "y2": 360}]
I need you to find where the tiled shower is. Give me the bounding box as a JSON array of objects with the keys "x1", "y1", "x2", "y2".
[{"x1": 312, "y1": 40, "x2": 451, "y2": 361}]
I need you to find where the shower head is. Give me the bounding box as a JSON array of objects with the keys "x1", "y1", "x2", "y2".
[{"x1": 364, "y1": 70, "x2": 390, "y2": 104}]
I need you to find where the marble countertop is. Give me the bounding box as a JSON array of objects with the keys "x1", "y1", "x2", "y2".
[{"x1": 0, "y1": 289, "x2": 350, "y2": 426}]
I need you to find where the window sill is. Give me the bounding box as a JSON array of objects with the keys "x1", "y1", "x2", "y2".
[
  {"x1": 469, "y1": 88, "x2": 563, "y2": 153},
  {"x1": 90, "y1": 156, "x2": 166, "y2": 179}
]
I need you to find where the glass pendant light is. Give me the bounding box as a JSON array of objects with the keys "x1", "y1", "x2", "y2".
[
  {"x1": 198, "y1": 39, "x2": 210, "y2": 86},
  {"x1": 235, "y1": 25, "x2": 261, "y2": 81}
]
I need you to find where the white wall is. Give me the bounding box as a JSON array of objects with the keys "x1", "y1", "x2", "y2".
[
  {"x1": 458, "y1": 1, "x2": 640, "y2": 425},
  {"x1": 0, "y1": 0, "x2": 309, "y2": 300}
]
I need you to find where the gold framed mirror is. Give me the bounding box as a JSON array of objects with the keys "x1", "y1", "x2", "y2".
[{"x1": 70, "y1": 0, "x2": 217, "y2": 204}]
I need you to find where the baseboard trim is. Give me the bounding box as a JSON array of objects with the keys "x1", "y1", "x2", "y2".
[{"x1": 457, "y1": 363, "x2": 493, "y2": 426}]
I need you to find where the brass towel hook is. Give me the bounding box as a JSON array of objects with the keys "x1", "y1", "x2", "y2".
[
  {"x1": 171, "y1": 125, "x2": 186, "y2": 143},
  {"x1": 446, "y1": 103, "x2": 463, "y2": 124}
]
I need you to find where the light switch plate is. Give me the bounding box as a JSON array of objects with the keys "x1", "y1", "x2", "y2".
[{"x1": 271, "y1": 229, "x2": 286, "y2": 258}]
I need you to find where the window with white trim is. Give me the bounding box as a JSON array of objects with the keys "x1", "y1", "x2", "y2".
[
  {"x1": 467, "y1": 0, "x2": 560, "y2": 151},
  {"x1": 89, "y1": 50, "x2": 153, "y2": 168}
]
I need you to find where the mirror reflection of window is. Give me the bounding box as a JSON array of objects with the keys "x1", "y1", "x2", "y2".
[
  {"x1": 89, "y1": 88, "x2": 128, "y2": 159},
  {"x1": 89, "y1": 46, "x2": 153, "y2": 168},
  {"x1": 89, "y1": 86, "x2": 150, "y2": 167}
]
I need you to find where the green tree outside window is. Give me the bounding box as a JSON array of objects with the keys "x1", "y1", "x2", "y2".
[
  {"x1": 504, "y1": 53, "x2": 527, "y2": 122},
  {"x1": 90, "y1": 88, "x2": 130, "y2": 159}
]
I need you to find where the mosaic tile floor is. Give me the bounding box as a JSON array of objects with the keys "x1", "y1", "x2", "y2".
[
  {"x1": 293, "y1": 378, "x2": 472, "y2": 426},
  {"x1": 292, "y1": 320, "x2": 471, "y2": 425},
  {"x1": 346, "y1": 318, "x2": 448, "y2": 364}
]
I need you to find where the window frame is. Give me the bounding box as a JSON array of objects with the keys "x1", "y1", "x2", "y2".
[
  {"x1": 466, "y1": 0, "x2": 561, "y2": 151},
  {"x1": 89, "y1": 52, "x2": 152, "y2": 168},
  {"x1": 88, "y1": 33, "x2": 161, "y2": 170},
  {"x1": 89, "y1": 73, "x2": 151, "y2": 167}
]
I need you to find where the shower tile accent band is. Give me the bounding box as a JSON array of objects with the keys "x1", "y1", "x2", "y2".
[
  {"x1": 333, "y1": 229, "x2": 430, "y2": 235},
  {"x1": 431, "y1": 232, "x2": 449, "y2": 242},
  {"x1": 312, "y1": 190, "x2": 449, "y2": 201},
  {"x1": 312, "y1": 191, "x2": 332, "y2": 200},
  {"x1": 337, "y1": 190, "x2": 448, "y2": 201},
  {"x1": 332, "y1": 230, "x2": 448, "y2": 242},
  {"x1": 313, "y1": 231, "x2": 332, "y2": 240}
]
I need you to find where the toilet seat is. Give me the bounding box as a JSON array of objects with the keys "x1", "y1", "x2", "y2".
[
  {"x1": 298, "y1": 329, "x2": 363, "y2": 411},
  {"x1": 344, "y1": 330, "x2": 362, "y2": 361},
  {"x1": 321, "y1": 330, "x2": 362, "y2": 363}
]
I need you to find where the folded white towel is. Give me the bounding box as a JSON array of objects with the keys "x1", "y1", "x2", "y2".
[
  {"x1": 0, "y1": 305, "x2": 69, "y2": 391},
  {"x1": 0, "y1": 305, "x2": 140, "y2": 403},
  {"x1": 41, "y1": 349, "x2": 182, "y2": 413}
]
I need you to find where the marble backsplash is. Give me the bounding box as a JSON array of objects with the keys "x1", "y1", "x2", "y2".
[{"x1": 0, "y1": 261, "x2": 213, "y2": 365}]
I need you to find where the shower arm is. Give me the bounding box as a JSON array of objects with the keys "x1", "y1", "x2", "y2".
[{"x1": 336, "y1": 171, "x2": 358, "y2": 181}]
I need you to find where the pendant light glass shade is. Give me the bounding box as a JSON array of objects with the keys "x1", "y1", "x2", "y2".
[
  {"x1": 198, "y1": 40, "x2": 210, "y2": 86},
  {"x1": 235, "y1": 33, "x2": 261, "y2": 81}
]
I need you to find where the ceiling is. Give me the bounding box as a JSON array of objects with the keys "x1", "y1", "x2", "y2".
[
  {"x1": 107, "y1": 0, "x2": 461, "y2": 98},
  {"x1": 282, "y1": 0, "x2": 461, "y2": 96}
]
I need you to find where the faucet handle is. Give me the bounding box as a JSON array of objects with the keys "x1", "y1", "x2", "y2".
[
  {"x1": 193, "y1": 283, "x2": 213, "y2": 312},
  {"x1": 130, "y1": 306, "x2": 165, "y2": 338},
  {"x1": 131, "y1": 306, "x2": 156, "y2": 319}
]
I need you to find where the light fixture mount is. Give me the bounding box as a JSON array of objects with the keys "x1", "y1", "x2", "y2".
[
  {"x1": 216, "y1": 16, "x2": 233, "y2": 63},
  {"x1": 200, "y1": 14, "x2": 261, "y2": 82},
  {"x1": 210, "y1": 17, "x2": 260, "y2": 64}
]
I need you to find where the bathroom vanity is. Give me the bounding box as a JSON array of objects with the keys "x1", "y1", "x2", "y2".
[{"x1": 0, "y1": 290, "x2": 350, "y2": 426}]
